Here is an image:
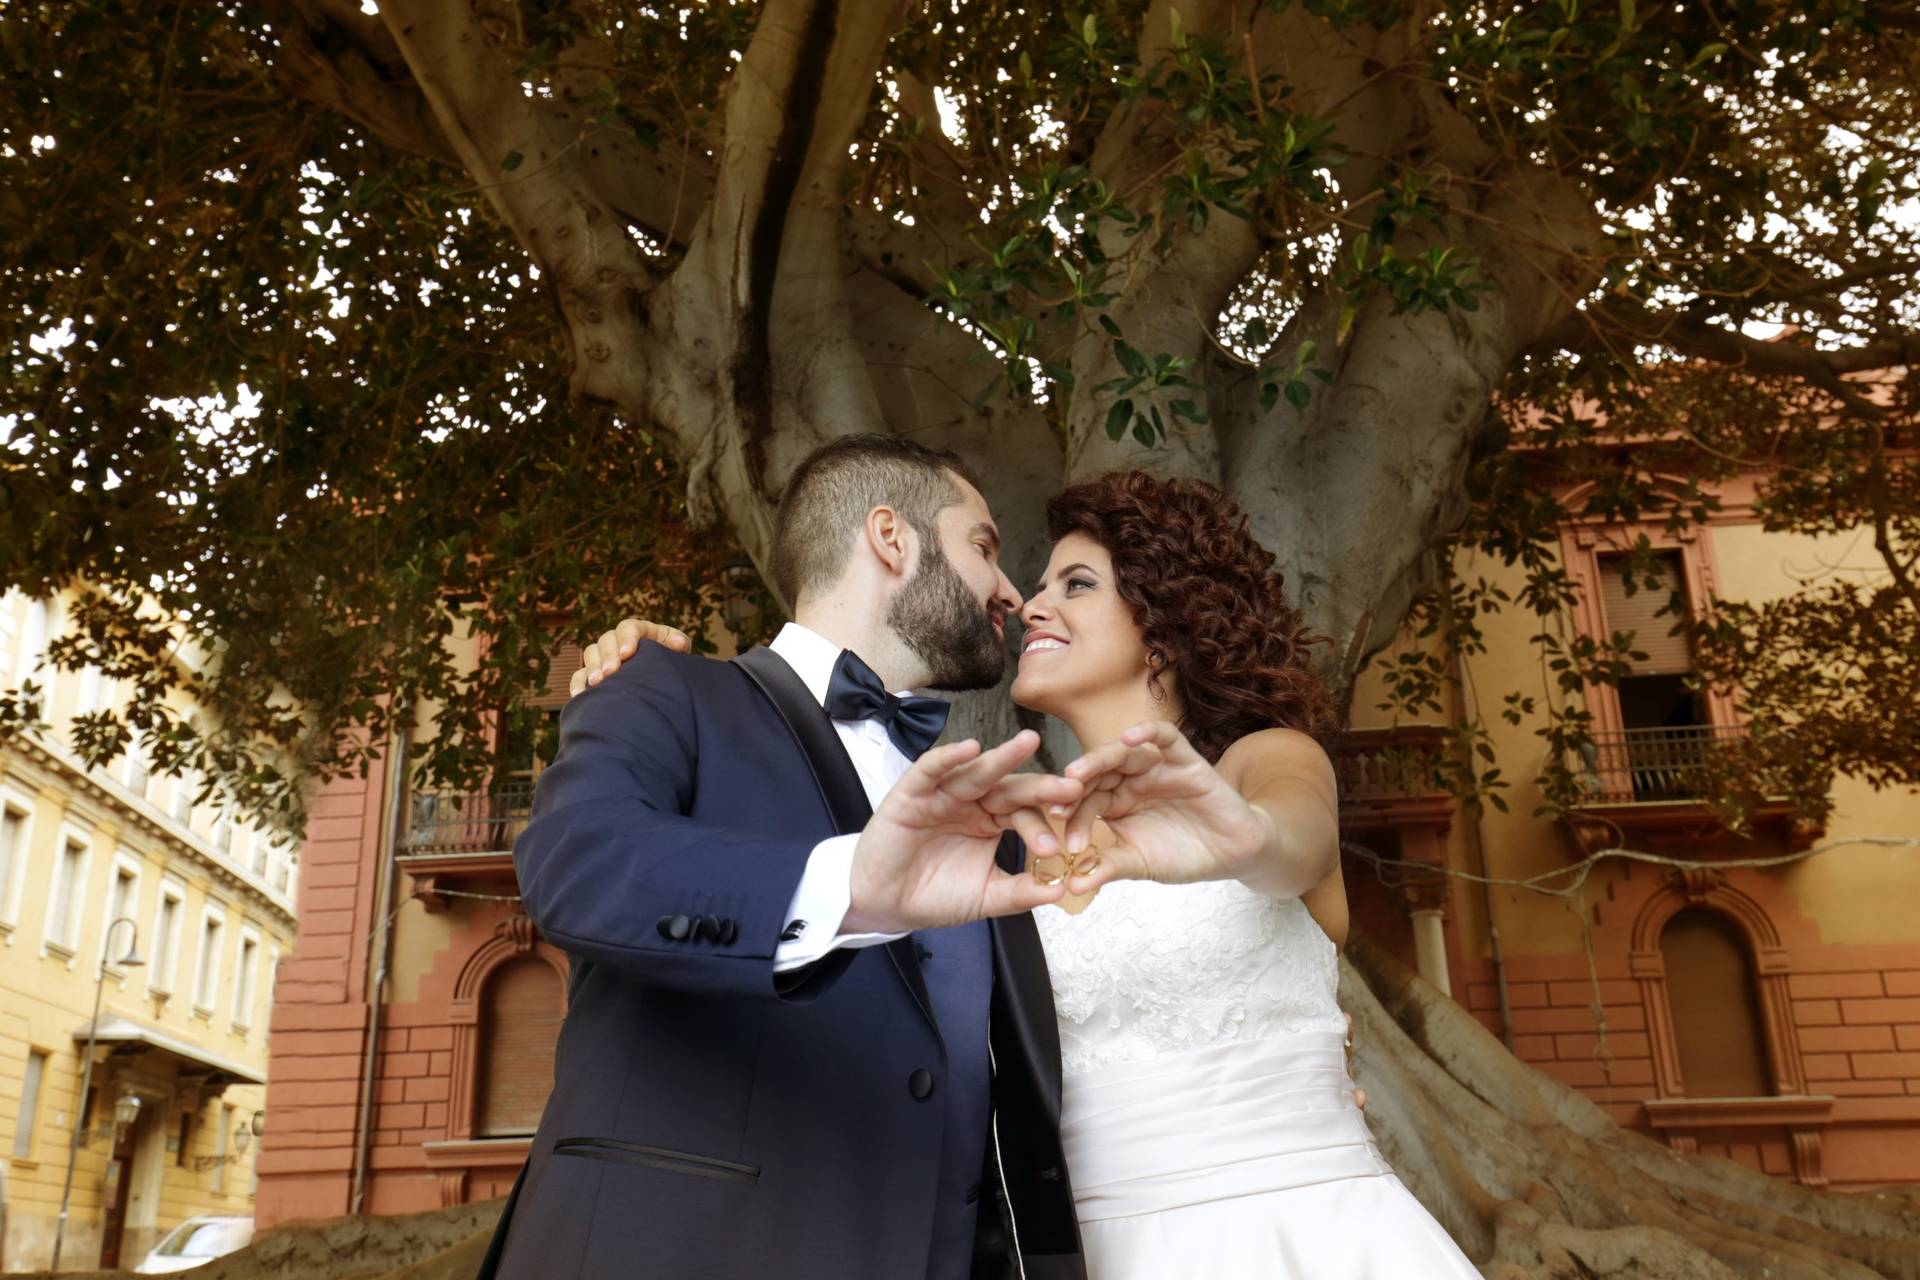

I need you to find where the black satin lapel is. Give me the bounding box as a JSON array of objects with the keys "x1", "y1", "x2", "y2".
[
  {"x1": 990, "y1": 834, "x2": 1063, "y2": 1126},
  {"x1": 734, "y1": 648, "x2": 939, "y2": 1034},
  {"x1": 736, "y1": 647, "x2": 872, "y2": 834}
]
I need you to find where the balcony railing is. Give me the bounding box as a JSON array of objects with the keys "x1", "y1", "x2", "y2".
[
  {"x1": 1333, "y1": 726, "x2": 1451, "y2": 804},
  {"x1": 1577, "y1": 724, "x2": 1745, "y2": 804},
  {"x1": 403, "y1": 782, "x2": 536, "y2": 856}
]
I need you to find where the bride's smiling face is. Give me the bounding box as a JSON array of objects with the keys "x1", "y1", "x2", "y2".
[{"x1": 1010, "y1": 532, "x2": 1157, "y2": 716}]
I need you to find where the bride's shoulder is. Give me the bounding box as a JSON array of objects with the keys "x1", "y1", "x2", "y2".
[{"x1": 1214, "y1": 727, "x2": 1335, "y2": 792}]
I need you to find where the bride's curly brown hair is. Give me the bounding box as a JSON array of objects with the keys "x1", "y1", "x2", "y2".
[{"x1": 1045, "y1": 471, "x2": 1336, "y2": 763}]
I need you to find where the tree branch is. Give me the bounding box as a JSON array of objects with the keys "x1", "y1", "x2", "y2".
[
  {"x1": 1584, "y1": 298, "x2": 1920, "y2": 377},
  {"x1": 265, "y1": 0, "x2": 460, "y2": 167}
]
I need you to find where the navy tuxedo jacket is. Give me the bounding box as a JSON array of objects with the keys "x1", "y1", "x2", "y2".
[{"x1": 478, "y1": 642, "x2": 1084, "y2": 1280}]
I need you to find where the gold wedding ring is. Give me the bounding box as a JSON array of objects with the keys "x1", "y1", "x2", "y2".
[{"x1": 1032, "y1": 845, "x2": 1102, "y2": 886}]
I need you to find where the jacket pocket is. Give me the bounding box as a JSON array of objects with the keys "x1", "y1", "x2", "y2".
[{"x1": 552, "y1": 1137, "x2": 759, "y2": 1184}]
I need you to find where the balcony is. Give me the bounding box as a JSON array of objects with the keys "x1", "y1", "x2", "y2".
[
  {"x1": 1576, "y1": 724, "x2": 1743, "y2": 804},
  {"x1": 397, "y1": 782, "x2": 534, "y2": 911},
  {"x1": 1332, "y1": 726, "x2": 1455, "y2": 832},
  {"x1": 1564, "y1": 724, "x2": 1820, "y2": 856}
]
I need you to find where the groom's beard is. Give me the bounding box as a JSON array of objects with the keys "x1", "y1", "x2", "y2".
[{"x1": 889, "y1": 540, "x2": 1006, "y2": 692}]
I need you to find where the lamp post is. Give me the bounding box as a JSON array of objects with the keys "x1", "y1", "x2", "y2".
[{"x1": 51, "y1": 916, "x2": 143, "y2": 1271}]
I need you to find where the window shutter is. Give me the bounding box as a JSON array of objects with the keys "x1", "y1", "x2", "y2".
[
  {"x1": 1661, "y1": 909, "x2": 1773, "y2": 1097},
  {"x1": 1598, "y1": 553, "x2": 1693, "y2": 675},
  {"x1": 477, "y1": 957, "x2": 565, "y2": 1136},
  {"x1": 530, "y1": 641, "x2": 585, "y2": 711}
]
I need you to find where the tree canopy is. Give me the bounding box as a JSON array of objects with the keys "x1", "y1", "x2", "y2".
[{"x1": 2, "y1": 0, "x2": 1915, "y2": 836}]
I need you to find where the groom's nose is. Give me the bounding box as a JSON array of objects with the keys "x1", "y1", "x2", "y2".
[{"x1": 992, "y1": 567, "x2": 1022, "y2": 613}]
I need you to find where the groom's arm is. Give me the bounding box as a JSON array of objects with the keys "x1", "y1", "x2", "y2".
[{"x1": 514, "y1": 644, "x2": 847, "y2": 1001}]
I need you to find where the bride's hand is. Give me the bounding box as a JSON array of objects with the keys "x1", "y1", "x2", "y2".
[
  {"x1": 1054, "y1": 720, "x2": 1271, "y2": 892},
  {"x1": 568, "y1": 618, "x2": 693, "y2": 695}
]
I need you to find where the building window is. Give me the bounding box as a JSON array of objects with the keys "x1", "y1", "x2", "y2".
[
  {"x1": 194, "y1": 911, "x2": 225, "y2": 1013},
  {"x1": 14, "y1": 597, "x2": 51, "y2": 693},
  {"x1": 122, "y1": 741, "x2": 151, "y2": 797},
  {"x1": 476, "y1": 957, "x2": 565, "y2": 1137},
  {"x1": 1660, "y1": 908, "x2": 1773, "y2": 1098},
  {"x1": 1596, "y1": 551, "x2": 1704, "y2": 730},
  {"x1": 151, "y1": 885, "x2": 184, "y2": 995},
  {"x1": 172, "y1": 772, "x2": 198, "y2": 825},
  {"x1": 233, "y1": 933, "x2": 259, "y2": 1028},
  {"x1": 0, "y1": 798, "x2": 27, "y2": 924},
  {"x1": 73, "y1": 664, "x2": 104, "y2": 720},
  {"x1": 211, "y1": 812, "x2": 234, "y2": 858},
  {"x1": 47, "y1": 834, "x2": 89, "y2": 952},
  {"x1": 102, "y1": 858, "x2": 140, "y2": 969},
  {"x1": 249, "y1": 830, "x2": 269, "y2": 877},
  {"x1": 12, "y1": 1048, "x2": 47, "y2": 1157}
]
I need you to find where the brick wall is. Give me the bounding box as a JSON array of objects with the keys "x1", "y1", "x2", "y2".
[
  {"x1": 1457, "y1": 867, "x2": 1920, "y2": 1188},
  {"x1": 255, "y1": 768, "x2": 388, "y2": 1225}
]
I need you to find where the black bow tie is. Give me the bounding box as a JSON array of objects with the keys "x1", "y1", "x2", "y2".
[{"x1": 823, "y1": 650, "x2": 950, "y2": 761}]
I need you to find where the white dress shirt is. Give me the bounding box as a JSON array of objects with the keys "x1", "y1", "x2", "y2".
[{"x1": 769, "y1": 623, "x2": 918, "y2": 971}]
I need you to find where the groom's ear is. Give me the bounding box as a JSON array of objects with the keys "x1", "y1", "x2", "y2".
[{"x1": 862, "y1": 504, "x2": 915, "y2": 578}]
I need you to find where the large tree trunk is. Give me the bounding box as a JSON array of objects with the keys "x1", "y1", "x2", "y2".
[
  {"x1": 1342, "y1": 937, "x2": 1920, "y2": 1279},
  {"x1": 263, "y1": 2, "x2": 1920, "y2": 1273}
]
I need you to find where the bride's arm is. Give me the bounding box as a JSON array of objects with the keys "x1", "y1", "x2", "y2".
[
  {"x1": 568, "y1": 618, "x2": 694, "y2": 696},
  {"x1": 1215, "y1": 727, "x2": 1341, "y2": 899},
  {"x1": 1300, "y1": 865, "x2": 1350, "y2": 951}
]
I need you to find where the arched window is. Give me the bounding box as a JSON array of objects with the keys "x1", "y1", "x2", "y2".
[
  {"x1": 1660, "y1": 909, "x2": 1771, "y2": 1098},
  {"x1": 475, "y1": 957, "x2": 564, "y2": 1137}
]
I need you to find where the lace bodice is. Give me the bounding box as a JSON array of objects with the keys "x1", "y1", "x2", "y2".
[{"x1": 1032, "y1": 877, "x2": 1346, "y2": 1079}]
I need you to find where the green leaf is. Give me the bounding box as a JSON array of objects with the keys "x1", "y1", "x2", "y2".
[
  {"x1": 1169, "y1": 398, "x2": 1208, "y2": 424},
  {"x1": 1168, "y1": 7, "x2": 1186, "y2": 49},
  {"x1": 501, "y1": 149, "x2": 524, "y2": 171},
  {"x1": 1131, "y1": 418, "x2": 1157, "y2": 446},
  {"x1": 1105, "y1": 398, "x2": 1134, "y2": 440},
  {"x1": 1083, "y1": 13, "x2": 1098, "y2": 46}
]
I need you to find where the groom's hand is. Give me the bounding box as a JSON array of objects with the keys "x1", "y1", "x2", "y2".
[
  {"x1": 569, "y1": 618, "x2": 692, "y2": 695},
  {"x1": 846, "y1": 730, "x2": 1082, "y2": 933}
]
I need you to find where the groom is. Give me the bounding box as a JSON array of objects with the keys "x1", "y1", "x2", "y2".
[{"x1": 480, "y1": 435, "x2": 1089, "y2": 1280}]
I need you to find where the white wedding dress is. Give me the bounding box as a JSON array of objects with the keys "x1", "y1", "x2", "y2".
[{"x1": 1032, "y1": 877, "x2": 1481, "y2": 1278}]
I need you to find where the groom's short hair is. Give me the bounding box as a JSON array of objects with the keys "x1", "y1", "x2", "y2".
[{"x1": 772, "y1": 434, "x2": 979, "y2": 604}]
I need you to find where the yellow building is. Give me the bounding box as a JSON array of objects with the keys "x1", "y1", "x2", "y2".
[{"x1": 0, "y1": 589, "x2": 299, "y2": 1270}]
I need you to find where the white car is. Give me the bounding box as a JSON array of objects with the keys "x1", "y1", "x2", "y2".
[{"x1": 133, "y1": 1215, "x2": 254, "y2": 1274}]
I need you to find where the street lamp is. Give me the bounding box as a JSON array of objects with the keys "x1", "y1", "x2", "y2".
[{"x1": 51, "y1": 916, "x2": 143, "y2": 1271}]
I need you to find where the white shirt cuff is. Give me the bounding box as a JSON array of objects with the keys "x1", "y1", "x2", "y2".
[{"x1": 772, "y1": 833, "x2": 907, "y2": 972}]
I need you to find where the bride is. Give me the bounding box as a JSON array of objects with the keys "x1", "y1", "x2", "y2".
[{"x1": 575, "y1": 470, "x2": 1478, "y2": 1277}]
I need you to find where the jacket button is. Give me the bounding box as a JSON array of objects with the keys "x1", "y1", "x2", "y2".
[
  {"x1": 667, "y1": 914, "x2": 693, "y2": 942},
  {"x1": 697, "y1": 915, "x2": 723, "y2": 941},
  {"x1": 655, "y1": 915, "x2": 675, "y2": 940},
  {"x1": 908, "y1": 1068, "x2": 935, "y2": 1100},
  {"x1": 719, "y1": 918, "x2": 738, "y2": 945}
]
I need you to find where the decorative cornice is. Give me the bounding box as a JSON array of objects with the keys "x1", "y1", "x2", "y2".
[
  {"x1": 1642, "y1": 1095, "x2": 1835, "y2": 1130},
  {"x1": 1, "y1": 735, "x2": 296, "y2": 927}
]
